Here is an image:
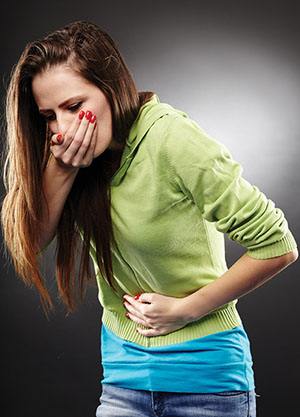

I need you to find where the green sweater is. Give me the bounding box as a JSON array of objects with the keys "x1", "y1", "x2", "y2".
[{"x1": 89, "y1": 94, "x2": 297, "y2": 347}]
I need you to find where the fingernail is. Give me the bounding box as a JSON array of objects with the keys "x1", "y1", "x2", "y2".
[
  {"x1": 134, "y1": 295, "x2": 141, "y2": 300},
  {"x1": 79, "y1": 110, "x2": 85, "y2": 120},
  {"x1": 57, "y1": 134, "x2": 62, "y2": 143},
  {"x1": 125, "y1": 313, "x2": 130, "y2": 318},
  {"x1": 123, "y1": 301, "x2": 126, "y2": 306},
  {"x1": 122, "y1": 295, "x2": 127, "y2": 299},
  {"x1": 90, "y1": 115, "x2": 96, "y2": 124},
  {"x1": 85, "y1": 111, "x2": 92, "y2": 120}
]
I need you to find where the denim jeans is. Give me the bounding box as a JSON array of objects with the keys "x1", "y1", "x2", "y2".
[{"x1": 95, "y1": 384, "x2": 256, "y2": 417}]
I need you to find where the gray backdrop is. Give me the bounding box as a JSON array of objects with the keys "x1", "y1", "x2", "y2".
[{"x1": 1, "y1": 1, "x2": 299, "y2": 416}]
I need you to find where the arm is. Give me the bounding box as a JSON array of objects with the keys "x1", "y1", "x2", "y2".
[
  {"x1": 124, "y1": 115, "x2": 298, "y2": 336},
  {"x1": 37, "y1": 111, "x2": 97, "y2": 253},
  {"x1": 38, "y1": 156, "x2": 79, "y2": 252},
  {"x1": 123, "y1": 248, "x2": 298, "y2": 336},
  {"x1": 181, "y1": 248, "x2": 298, "y2": 322}
]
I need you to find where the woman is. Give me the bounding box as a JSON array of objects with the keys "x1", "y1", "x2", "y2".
[{"x1": 1, "y1": 20, "x2": 298, "y2": 417}]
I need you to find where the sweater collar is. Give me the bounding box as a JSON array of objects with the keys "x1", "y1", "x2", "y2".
[
  {"x1": 110, "y1": 93, "x2": 176, "y2": 186},
  {"x1": 126, "y1": 93, "x2": 161, "y2": 146}
]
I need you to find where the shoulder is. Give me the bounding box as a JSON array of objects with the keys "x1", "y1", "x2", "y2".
[{"x1": 148, "y1": 110, "x2": 232, "y2": 166}]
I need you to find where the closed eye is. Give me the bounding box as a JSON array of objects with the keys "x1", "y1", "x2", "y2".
[
  {"x1": 41, "y1": 102, "x2": 83, "y2": 122},
  {"x1": 68, "y1": 102, "x2": 82, "y2": 111},
  {"x1": 43, "y1": 113, "x2": 55, "y2": 122}
]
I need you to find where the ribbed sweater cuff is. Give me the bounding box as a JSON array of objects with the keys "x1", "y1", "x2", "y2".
[
  {"x1": 247, "y1": 229, "x2": 297, "y2": 259},
  {"x1": 102, "y1": 303, "x2": 242, "y2": 348}
]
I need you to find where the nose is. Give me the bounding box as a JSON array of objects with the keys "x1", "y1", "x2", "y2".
[{"x1": 54, "y1": 112, "x2": 74, "y2": 135}]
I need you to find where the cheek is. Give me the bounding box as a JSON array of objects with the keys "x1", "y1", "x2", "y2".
[
  {"x1": 93, "y1": 104, "x2": 107, "y2": 121},
  {"x1": 92, "y1": 95, "x2": 112, "y2": 119}
]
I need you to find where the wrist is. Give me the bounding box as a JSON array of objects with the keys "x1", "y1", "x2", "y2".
[
  {"x1": 177, "y1": 295, "x2": 201, "y2": 324},
  {"x1": 180, "y1": 289, "x2": 214, "y2": 323}
]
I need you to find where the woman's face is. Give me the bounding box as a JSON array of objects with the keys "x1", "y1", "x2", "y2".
[{"x1": 32, "y1": 64, "x2": 119, "y2": 157}]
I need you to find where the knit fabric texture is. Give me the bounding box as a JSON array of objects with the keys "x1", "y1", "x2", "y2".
[{"x1": 87, "y1": 94, "x2": 297, "y2": 347}]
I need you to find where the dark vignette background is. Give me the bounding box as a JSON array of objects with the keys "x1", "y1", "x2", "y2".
[{"x1": 0, "y1": 1, "x2": 299, "y2": 416}]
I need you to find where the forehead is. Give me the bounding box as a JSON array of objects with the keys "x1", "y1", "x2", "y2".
[{"x1": 31, "y1": 65, "x2": 92, "y2": 108}]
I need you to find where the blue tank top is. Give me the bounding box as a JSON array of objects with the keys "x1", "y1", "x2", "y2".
[{"x1": 100, "y1": 323, "x2": 255, "y2": 393}]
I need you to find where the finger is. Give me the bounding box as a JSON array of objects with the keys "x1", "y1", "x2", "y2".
[
  {"x1": 123, "y1": 300, "x2": 146, "y2": 322},
  {"x1": 123, "y1": 295, "x2": 146, "y2": 315},
  {"x1": 62, "y1": 110, "x2": 86, "y2": 149},
  {"x1": 123, "y1": 296, "x2": 151, "y2": 317},
  {"x1": 80, "y1": 122, "x2": 97, "y2": 165},
  {"x1": 50, "y1": 110, "x2": 84, "y2": 153},
  {"x1": 136, "y1": 327, "x2": 159, "y2": 337},
  {"x1": 63, "y1": 110, "x2": 92, "y2": 157},
  {"x1": 137, "y1": 293, "x2": 155, "y2": 304},
  {"x1": 50, "y1": 133, "x2": 64, "y2": 147},
  {"x1": 125, "y1": 312, "x2": 150, "y2": 329},
  {"x1": 73, "y1": 116, "x2": 97, "y2": 165},
  {"x1": 123, "y1": 294, "x2": 144, "y2": 306},
  {"x1": 122, "y1": 294, "x2": 135, "y2": 306},
  {"x1": 81, "y1": 120, "x2": 97, "y2": 163}
]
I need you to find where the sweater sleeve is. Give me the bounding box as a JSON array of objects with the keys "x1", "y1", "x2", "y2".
[{"x1": 163, "y1": 114, "x2": 297, "y2": 259}]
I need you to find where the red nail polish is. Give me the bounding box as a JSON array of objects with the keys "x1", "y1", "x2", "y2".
[
  {"x1": 90, "y1": 115, "x2": 96, "y2": 124},
  {"x1": 134, "y1": 295, "x2": 140, "y2": 300},
  {"x1": 123, "y1": 301, "x2": 126, "y2": 306},
  {"x1": 79, "y1": 110, "x2": 85, "y2": 120},
  {"x1": 125, "y1": 313, "x2": 130, "y2": 318},
  {"x1": 57, "y1": 134, "x2": 62, "y2": 143},
  {"x1": 85, "y1": 111, "x2": 92, "y2": 120}
]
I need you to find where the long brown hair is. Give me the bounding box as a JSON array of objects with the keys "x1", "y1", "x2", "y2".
[{"x1": 1, "y1": 21, "x2": 154, "y2": 312}]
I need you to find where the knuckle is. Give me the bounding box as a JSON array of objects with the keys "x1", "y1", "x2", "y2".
[
  {"x1": 143, "y1": 310, "x2": 150, "y2": 319},
  {"x1": 64, "y1": 133, "x2": 73, "y2": 142},
  {"x1": 52, "y1": 150, "x2": 62, "y2": 158},
  {"x1": 62, "y1": 157, "x2": 71, "y2": 165},
  {"x1": 148, "y1": 318, "x2": 156, "y2": 327},
  {"x1": 73, "y1": 138, "x2": 83, "y2": 146},
  {"x1": 80, "y1": 142, "x2": 89, "y2": 151}
]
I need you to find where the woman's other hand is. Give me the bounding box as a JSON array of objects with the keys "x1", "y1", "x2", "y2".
[
  {"x1": 50, "y1": 110, "x2": 97, "y2": 170},
  {"x1": 122, "y1": 251, "x2": 299, "y2": 338},
  {"x1": 122, "y1": 293, "x2": 190, "y2": 337}
]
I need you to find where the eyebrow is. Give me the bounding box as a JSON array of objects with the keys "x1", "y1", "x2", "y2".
[{"x1": 38, "y1": 95, "x2": 84, "y2": 113}]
